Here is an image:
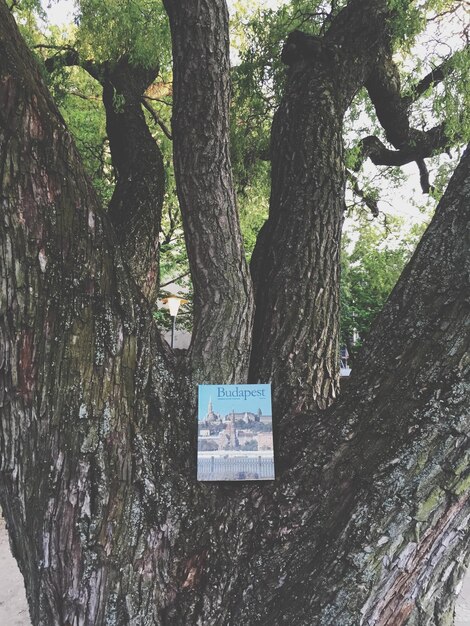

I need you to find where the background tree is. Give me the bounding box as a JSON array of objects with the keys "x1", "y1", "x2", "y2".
[
  {"x1": 340, "y1": 216, "x2": 428, "y2": 358},
  {"x1": 0, "y1": 1, "x2": 469, "y2": 626}
]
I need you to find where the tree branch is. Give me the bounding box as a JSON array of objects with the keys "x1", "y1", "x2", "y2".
[
  {"x1": 360, "y1": 124, "x2": 454, "y2": 168},
  {"x1": 40, "y1": 42, "x2": 166, "y2": 304},
  {"x1": 40, "y1": 46, "x2": 102, "y2": 81},
  {"x1": 163, "y1": 0, "x2": 254, "y2": 384},
  {"x1": 141, "y1": 97, "x2": 172, "y2": 140},
  {"x1": 68, "y1": 89, "x2": 101, "y2": 101},
  {"x1": 364, "y1": 52, "x2": 411, "y2": 149},
  {"x1": 33, "y1": 43, "x2": 76, "y2": 52},
  {"x1": 416, "y1": 157, "x2": 433, "y2": 194},
  {"x1": 402, "y1": 52, "x2": 464, "y2": 106},
  {"x1": 142, "y1": 94, "x2": 172, "y2": 106},
  {"x1": 346, "y1": 169, "x2": 379, "y2": 216},
  {"x1": 160, "y1": 271, "x2": 190, "y2": 289},
  {"x1": 363, "y1": 47, "x2": 466, "y2": 191}
]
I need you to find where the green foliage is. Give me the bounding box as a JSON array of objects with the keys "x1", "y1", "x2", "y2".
[
  {"x1": 230, "y1": 1, "x2": 350, "y2": 260},
  {"x1": 240, "y1": 440, "x2": 258, "y2": 451},
  {"x1": 9, "y1": 0, "x2": 44, "y2": 20},
  {"x1": 435, "y1": 47, "x2": 470, "y2": 144},
  {"x1": 233, "y1": 156, "x2": 269, "y2": 261},
  {"x1": 13, "y1": 0, "x2": 174, "y2": 208},
  {"x1": 388, "y1": 0, "x2": 461, "y2": 51},
  {"x1": 198, "y1": 439, "x2": 219, "y2": 452},
  {"x1": 429, "y1": 150, "x2": 463, "y2": 200},
  {"x1": 75, "y1": 0, "x2": 172, "y2": 70},
  {"x1": 230, "y1": 0, "x2": 340, "y2": 194},
  {"x1": 387, "y1": 0, "x2": 425, "y2": 49},
  {"x1": 54, "y1": 64, "x2": 114, "y2": 205},
  {"x1": 340, "y1": 216, "x2": 429, "y2": 354},
  {"x1": 11, "y1": 0, "x2": 46, "y2": 47}
]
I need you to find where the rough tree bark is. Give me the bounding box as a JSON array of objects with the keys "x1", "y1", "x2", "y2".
[
  {"x1": 163, "y1": 0, "x2": 254, "y2": 384},
  {"x1": 0, "y1": 5, "x2": 179, "y2": 623},
  {"x1": 45, "y1": 52, "x2": 166, "y2": 305},
  {"x1": 101, "y1": 58, "x2": 165, "y2": 306},
  {"x1": 249, "y1": 0, "x2": 395, "y2": 415},
  {"x1": 1, "y1": 0, "x2": 469, "y2": 625}
]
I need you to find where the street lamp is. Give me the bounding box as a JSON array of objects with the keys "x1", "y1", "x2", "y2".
[{"x1": 162, "y1": 296, "x2": 188, "y2": 348}]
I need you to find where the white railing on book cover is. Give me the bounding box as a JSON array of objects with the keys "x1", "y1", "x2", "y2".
[{"x1": 198, "y1": 455, "x2": 275, "y2": 480}]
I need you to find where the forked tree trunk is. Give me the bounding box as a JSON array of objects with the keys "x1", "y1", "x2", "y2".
[{"x1": 1, "y1": 1, "x2": 469, "y2": 625}]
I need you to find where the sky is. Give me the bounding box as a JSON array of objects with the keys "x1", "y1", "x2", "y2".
[
  {"x1": 198, "y1": 385, "x2": 272, "y2": 420},
  {"x1": 41, "y1": 0, "x2": 74, "y2": 25}
]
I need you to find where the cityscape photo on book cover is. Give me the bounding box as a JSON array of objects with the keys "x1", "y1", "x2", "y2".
[{"x1": 197, "y1": 384, "x2": 275, "y2": 481}]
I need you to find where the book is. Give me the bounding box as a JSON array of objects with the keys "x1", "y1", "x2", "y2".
[{"x1": 197, "y1": 384, "x2": 275, "y2": 481}]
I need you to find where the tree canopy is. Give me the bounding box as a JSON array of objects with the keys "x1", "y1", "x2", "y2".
[{"x1": 18, "y1": 0, "x2": 469, "y2": 347}]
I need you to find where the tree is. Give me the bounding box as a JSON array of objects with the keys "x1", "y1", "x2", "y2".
[{"x1": 0, "y1": 1, "x2": 469, "y2": 625}]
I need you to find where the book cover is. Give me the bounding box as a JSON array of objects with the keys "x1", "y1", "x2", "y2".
[{"x1": 197, "y1": 384, "x2": 275, "y2": 481}]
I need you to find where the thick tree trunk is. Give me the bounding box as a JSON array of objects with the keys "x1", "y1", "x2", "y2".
[
  {"x1": 249, "y1": 57, "x2": 345, "y2": 414},
  {"x1": 163, "y1": 0, "x2": 254, "y2": 384},
  {"x1": 1, "y1": 1, "x2": 469, "y2": 625},
  {"x1": 272, "y1": 142, "x2": 470, "y2": 626},
  {"x1": 249, "y1": 0, "x2": 393, "y2": 415},
  {"x1": 0, "y1": 6, "x2": 176, "y2": 623}
]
